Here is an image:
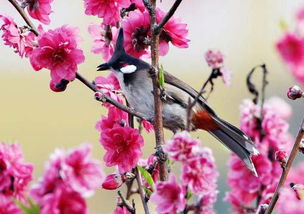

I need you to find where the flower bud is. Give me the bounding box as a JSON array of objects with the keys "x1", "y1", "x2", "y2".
[
  {"x1": 102, "y1": 173, "x2": 123, "y2": 190},
  {"x1": 50, "y1": 79, "x2": 69, "y2": 92},
  {"x1": 256, "y1": 204, "x2": 269, "y2": 214},
  {"x1": 275, "y1": 150, "x2": 287, "y2": 167},
  {"x1": 287, "y1": 85, "x2": 303, "y2": 100}
]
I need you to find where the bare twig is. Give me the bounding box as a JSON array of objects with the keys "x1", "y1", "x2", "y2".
[
  {"x1": 135, "y1": 166, "x2": 150, "y2": 214},
  {"x1": 265, "y1": 119, "x2": 304, "y2": 214},
  {"x1": 118, "y1": 190, "x2": 136, "y2": 214},
  {"x1": 8, "y1": 0, "x2": 39, "y2": 35},
  {"x1": 154, "y1": 0, "x2": 183, "y2": 34}
]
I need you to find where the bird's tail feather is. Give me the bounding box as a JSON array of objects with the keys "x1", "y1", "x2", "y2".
[{"x1": 210, "y1": 117, "x2": 258, "y2": 176}]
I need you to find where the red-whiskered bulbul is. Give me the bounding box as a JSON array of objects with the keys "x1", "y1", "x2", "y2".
[{"x1": 97, "y1": 28, "x2": 259, "y2": 176}]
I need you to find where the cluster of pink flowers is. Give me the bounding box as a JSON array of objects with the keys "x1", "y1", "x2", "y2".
[
  {"x1": 0, "y1": 142, "x2": 33, "y2": 213},
  {"x1": 151, "y1": 131, "x2": 218, "y2": 214},
  {"x1": 276, "y1": 6, "x2": 304, "y2": 85},
  {"x1": 31, "y1": 144, "x2": 103, "y2": 214},
  {"x1": 88, "y1": 5, "x2": 189, "y2": 60},
  {"x1": 0, "y1": 15, "x2": 36, "y2": 57},
  {"x1": 204, "y1": 49, "x2": 231, "y2": 86},
  {"x1": 225, "y1": 97, "x2": 293, "y2": 213}
]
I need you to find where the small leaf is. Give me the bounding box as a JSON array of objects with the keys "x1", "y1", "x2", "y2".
[
  {"x1": 142, "y1": 186, "x2": 153, "y2": 195},
  {"x1": 187, "y1": 191, "x2": 193, "y2": 200},
  {"x1": 15, "y1": 199, "x2": 39, "y2": 214},
  {"x1": 137, "y1": 165, "x2": 155, "y2": 190},
  {"x1": 159, "y1": 65, "x2": 165, "y2": 89}
]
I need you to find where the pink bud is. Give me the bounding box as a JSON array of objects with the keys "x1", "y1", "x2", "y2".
[
  {"x1": 275, "y1": 150, "x2": 288, "y2": 165},
  {"x1": 287, "y1": 85, "x2": 303, "y2": 100},
  {"x1": 49, "y1": 79, "x2": 69, "y2": 92},
  {"x1": 102, "y1": 174, "x2": 123, "y2": 190},
  {"x1": 205, "y1": 49, "x2": 224, "y2": 70}
]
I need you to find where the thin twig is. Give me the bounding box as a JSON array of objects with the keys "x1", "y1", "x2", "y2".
[
  {"x1": 265, "y1": 119, "x2": 304, "y2": 214},
  {"x1": 154, "y1": 0, "x2": 183, "y2": 35},
  {"x1": 8, "y1": 0, "x2": 39, "y2": 35},
  {"x1": 118, "y1": 190, "x2": 136, "y2": 214},
  {"x1": 135, "y1": 166, "x2": 150, "y2": 214}
]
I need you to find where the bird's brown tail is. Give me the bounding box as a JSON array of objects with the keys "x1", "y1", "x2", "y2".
[{"x1": 192, "y1": 110, "x2": 258, "y2": 176}]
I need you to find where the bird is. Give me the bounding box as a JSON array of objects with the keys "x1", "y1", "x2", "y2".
[{"x1": 97, "y1": 28, "x2": 259, "y2": 176}]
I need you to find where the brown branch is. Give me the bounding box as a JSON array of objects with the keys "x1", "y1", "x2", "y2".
[
  {"x1": 118, "y1": 190, "x2": 136, "y2": 214},
  {"x1": 144, "y1": 0, "x2": 167, "y2": 181},
  {"x1": 154, "y1": 0, "x2": 183, "y2": 35},
  {"x1": 135, "y1": 167, "x2": 150, "y2": 214},
  {"x1": 8, "y1": 0, "x2": 39, "y2": 36},
  {"x1": 76, "y1": 73, "x2": 146, "y2": 120},
  {"x1": 265, "y1": 119, "x2": 304, "y2": 214}
]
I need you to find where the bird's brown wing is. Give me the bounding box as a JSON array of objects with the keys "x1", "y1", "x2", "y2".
[{"x1": 164, "y1": 71, "x2": 216, "y2": 116}]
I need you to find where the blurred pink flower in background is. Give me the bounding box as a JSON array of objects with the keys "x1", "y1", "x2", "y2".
[
  {"x1": 29, "y1": 25, "x2": 85, "y2": 83},
  {"x1": 226, "y1": 98, "x2": 293, "y2": 213},
  {"x1": 204, "y1": 49, "x2": 231, "y2": 86},
  {"x1": 88, "y1": 24, "x2": 118, "y2": 61},
  {"x1": 0, "y1": 195, "x2": 21, "y2": 214},
  {"x1": 0, "y1": 15, "x2": 36, "y2": 57},
  {"x1": 150, "y1": 175, "x2": 186, "y2": 214},
  {"x1": 84, "y1": 0, "x2": 131, "y2": 26},
  {"x1": 31, "y1": 145, "x2": 102, "y2": 213},
  {"x1": 0, "y1": 142, "x2": 33, "y2": 200},
  {"x1": 100, "y1": 126, "x2": 144, "y2": 173},
  {"x1": 164, "y1": 131, "x2": 199, "y2": 162},
  {"x1": 23, "y1": 0, "x2": 54, "y2": 25}
]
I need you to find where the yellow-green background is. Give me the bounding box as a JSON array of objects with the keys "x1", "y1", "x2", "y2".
[{"x1": 1, "y1": 0, "x2": 304, "y2": 213}]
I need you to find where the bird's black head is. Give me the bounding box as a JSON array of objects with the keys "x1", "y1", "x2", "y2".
[{"x1": 97, "y1": 28, "x2": 149, "y2": 74}]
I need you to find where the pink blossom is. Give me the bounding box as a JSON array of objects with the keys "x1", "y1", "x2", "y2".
[
  {"x1": 0, "y1": 195, "x2": 21, "y2": 214},
  {"x1": 224, "y1": 191, "x2": 247, "y2": 214},
  {"x1": 122, "y1": 9, "x2": 189, "y2": 58},
  {"x1": 62, "y1": 144, "x2": 103, "y2": 195},
  {"x1": 24, "y1": 0, "x2": 54, "y2": 25},
  {"x1": 150, "y1": 175, "x2": 186, "y2": 214},
  {"x1": 205, "y1": 49, "x2": 224, "y2": 70},
  {"x1": 88, "y1": 24, "x2": 118, "y2": 61},
  {"x1": 102, "y1": 173, "x2": 123, "y2": 190},
  {"x1": 287, "y1": 85, "x2": 303, "y2": 100},
  {"x1": 31, "y1": 144, "x2": 102, "y2": 211},
  {"x1": 0, "y1": 142, "x2": 33, "y2": 200},
  {"x1": 29, "y1": 25, "x2": 85, "y2": 83},
  {"x1": 265, "y1": 96, "x2": 292, "y2": 119},
  {"x1": 198, "y1": 191, "x2": 217, "y2": 214},
  {"x1": 164, "y1": 131, "x2": 199, "y2": 162},
  {"x1": 84, "y1": 0, "x2": 131, "y2": 26},
  {"x1": 275, "y1": 150, "x2": 287, "y2": 165},
  {"x1": 182, "y1": 148, "x2": 218, "y2": 194},
  {"x1": 113, "y1": 206, "x2": 131, "y2": 214},
  {"x1": 39, "y1": 186, "x2": 87, "y2": 214},
  {"x1": 94, "y1": 73, "x2": 123, "y2": 107},
  {"x1": 131, "y1": 0, "x2": 145, "y2": 11},
  {"x1": 96, "y1": 106, "x2": 128, "y2": 131},
  {"x1": 100, "y1": 126, "x2": 144, "y2": 173},
  {"x1": 0, "y1": 15, "x2": 36, "y2": 57},
  {"x1": 142, "y1": 120, "x2": 154, "y2": 133},
  {"x1": 276, "y1": 33, "x2": 304, "y2": 66}
]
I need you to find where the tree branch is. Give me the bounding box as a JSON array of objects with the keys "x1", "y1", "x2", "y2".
[
  {"x1": 265, "y1": 119, "x2": 304, "y2": 214},
  {"x1": 154, "y1": 0, "x2": 183, "y2": 35},
  {"x1": 118, "y1": 190, "x2": 136, "y2": 214},
  {"x1": 135, "y1": 166, "x2": 150, "y2": 214},
  {"x1": 8, "y1": 0, "x2": 39, "y2": 36},
  {"x1": 144, "y1": 0, "x2": 167, "y2": 181}
]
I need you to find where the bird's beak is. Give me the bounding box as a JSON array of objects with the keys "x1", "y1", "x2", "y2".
[{"x1": 97, "y1": 63, "x2": 110, "y2": 71}]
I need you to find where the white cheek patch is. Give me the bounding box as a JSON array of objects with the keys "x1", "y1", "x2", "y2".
[{"x1": 120, "y1": 65, "x2": 137, "y2": 74}]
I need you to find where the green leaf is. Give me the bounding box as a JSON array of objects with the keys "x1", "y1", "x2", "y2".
[
  {"x1": 15, "y1": 199, "x2": 39, "y2": 214},
  {"x1": 137, "y1": 165, "x2": 155, "y2": 190},
  {"x1": 159, "y1": 65, "x2": 165, "y2": 89},
  {"x1": 142, "y1": 186, "x2": 153, "y2": 195},
  {"x1": 186, "y1": 191, "x2": 193, "y2": 200}
]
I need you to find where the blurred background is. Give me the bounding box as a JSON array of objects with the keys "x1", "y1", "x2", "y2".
[{"x1": 1, "y1": 0, "x2": 304, "y2": 213}]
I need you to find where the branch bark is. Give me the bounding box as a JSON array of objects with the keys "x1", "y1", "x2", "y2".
[
  {"x1": 135, "y1": 167, "x2": 150, "y2": 214},
  {"x1": 265, "y1": 119, "x2": 304, "y2": 214}
]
